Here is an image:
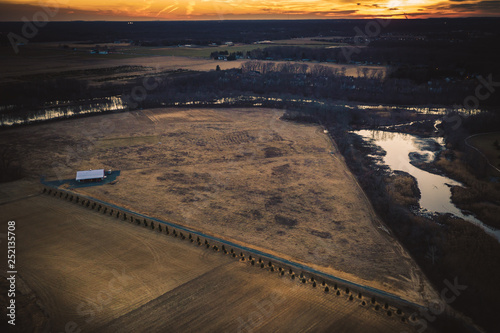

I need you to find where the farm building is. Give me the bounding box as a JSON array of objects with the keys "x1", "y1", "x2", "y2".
[{"x1": 76, "y1": 169, "x2": 105, "y2": 183}]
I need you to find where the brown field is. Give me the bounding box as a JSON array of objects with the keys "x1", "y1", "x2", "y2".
[
  {"x1": 0, "y1": 180, "x2": 428, "y2": 332},
  {"x1": 0, "y1": 44, "x2": 245, "y2": 83},
  {"x1": 0, "y1": 43, "x2": 387, "y2": 84},
  {"x1": 0, "y1": 107, "x2": 438, "y2": 308}
]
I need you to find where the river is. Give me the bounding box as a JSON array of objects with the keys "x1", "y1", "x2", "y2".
[
  {"x1": 0, "y1": 95, "x2": 480, "y2": 127},
  {"x1": 0, "y1": 96, "x2": 126, "y2": 126},
  {"x1": 353, "y1": 129, "x2": 500, "y2": 242}
]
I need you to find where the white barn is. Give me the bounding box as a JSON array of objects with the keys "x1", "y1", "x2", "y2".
[{"x1": 76, "y1": 169, "x2": 105, "y2": 182}]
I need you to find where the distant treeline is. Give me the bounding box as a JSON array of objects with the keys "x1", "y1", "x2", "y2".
[
  {"x1": 242, "y1": 40, "x2": 500, "y2": 82},
  {"x1": 1, "y1": 18, "x2": 499, "y2": 46}
]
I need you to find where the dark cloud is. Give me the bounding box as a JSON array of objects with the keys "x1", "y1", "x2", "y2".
[
  {"x1": 315, "y1": 10, "x2": 359, "y2": 15},
  {"x1": 0, "y1": 2, "x2": 51, "y2": 21},
  {"x1": 433, "y1": 0, "x2": 500, "y2": 13}
]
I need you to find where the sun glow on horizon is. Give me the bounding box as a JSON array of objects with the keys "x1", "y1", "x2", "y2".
[{"x1": 0, "y1": 0, "x2": 499, "y2": 21}]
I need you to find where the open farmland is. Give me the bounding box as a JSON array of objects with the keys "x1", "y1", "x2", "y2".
[
  {"x1": 0, "y1": 179, "x2": 430, "y2": 332},
  {"x1": 115, "y1": 40, "x2": 340, "y2": 58},
  {"x1": 1, "y1": 17, "x2": 499, "y2": 333},
  {"x1": 0, "y1": 45, "x2": 245, "y2": 84},
  {"x1": 0, "y1": 107, "x2": 438, "y2": 308},
  {"x1": 0, "y1": 43, "x2": 387, "y2": 84}
]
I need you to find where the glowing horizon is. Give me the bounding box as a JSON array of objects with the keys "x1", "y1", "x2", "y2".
[{"x1": 0, "y1": 0, "x2": 499, "y2": 21}]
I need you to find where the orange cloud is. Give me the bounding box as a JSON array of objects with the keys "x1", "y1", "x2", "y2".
[{"x1": 0, "y1": 0, "x2": 498, "y2": 21}]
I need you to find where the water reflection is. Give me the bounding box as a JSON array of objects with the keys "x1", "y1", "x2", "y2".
[
  {"x1": 354, "y1": 129, "x2": 500, "y2": 242},
  {"x1": 0, "y1": 96, "x2": 125, "y2": 126},
  {"x1": 0, "y1": 95, "x2": 479, "y2": 127}
]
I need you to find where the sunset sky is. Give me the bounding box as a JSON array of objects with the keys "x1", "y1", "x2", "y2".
[{"x1": 0, "y1": 0, "x2": 499, "y2": 21}]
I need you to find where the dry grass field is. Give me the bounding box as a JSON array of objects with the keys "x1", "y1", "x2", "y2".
[
  {"x1": 0, "y1": 43, "x2": 387, "y2": 84},
  {"x1": 0, "y1": 107, "x2": 438, "y2": 309},
  {"x1": 0, "y1": 45, "x2": 245, "y2": 83},
  {"x1": 0, "y1": 180, "x2": 430, "y2": 333}
]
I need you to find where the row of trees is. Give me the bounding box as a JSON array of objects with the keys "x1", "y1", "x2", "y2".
[
  {"x1": 136, "y1": 68, "x2": 475, "y2": 108},
  {"x1": 48, "y1": 184, "x2": 403, "y2": 319},
  {"x1": 241, "y1": 61, "x2": 385, "y2": 79},
  {"x1": 244, "y1": 40, "x2": 500, "y2": 83},
  {"x1": 210, "y1": 51, "x2": 244, "y2": 61},
  {"x1": 5, "y1": 66, "x2": 496, "y2": 128}
]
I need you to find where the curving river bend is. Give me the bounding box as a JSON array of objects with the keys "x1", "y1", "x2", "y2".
[{"x1": 353, "y1": 129, "x2": 500, "y2": 242}]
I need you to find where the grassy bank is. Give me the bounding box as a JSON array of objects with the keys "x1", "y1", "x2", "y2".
[
  {"x1": 385, "y1": 171, "x2": 421, "y2": 207},
  {"x1": 435, "y1": 150, "x2": 500, "y2": 229}
]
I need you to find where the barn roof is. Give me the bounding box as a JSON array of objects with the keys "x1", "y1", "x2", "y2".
[{"x1": 76, "y1": 169, "x2": 105, "y2": 181}]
